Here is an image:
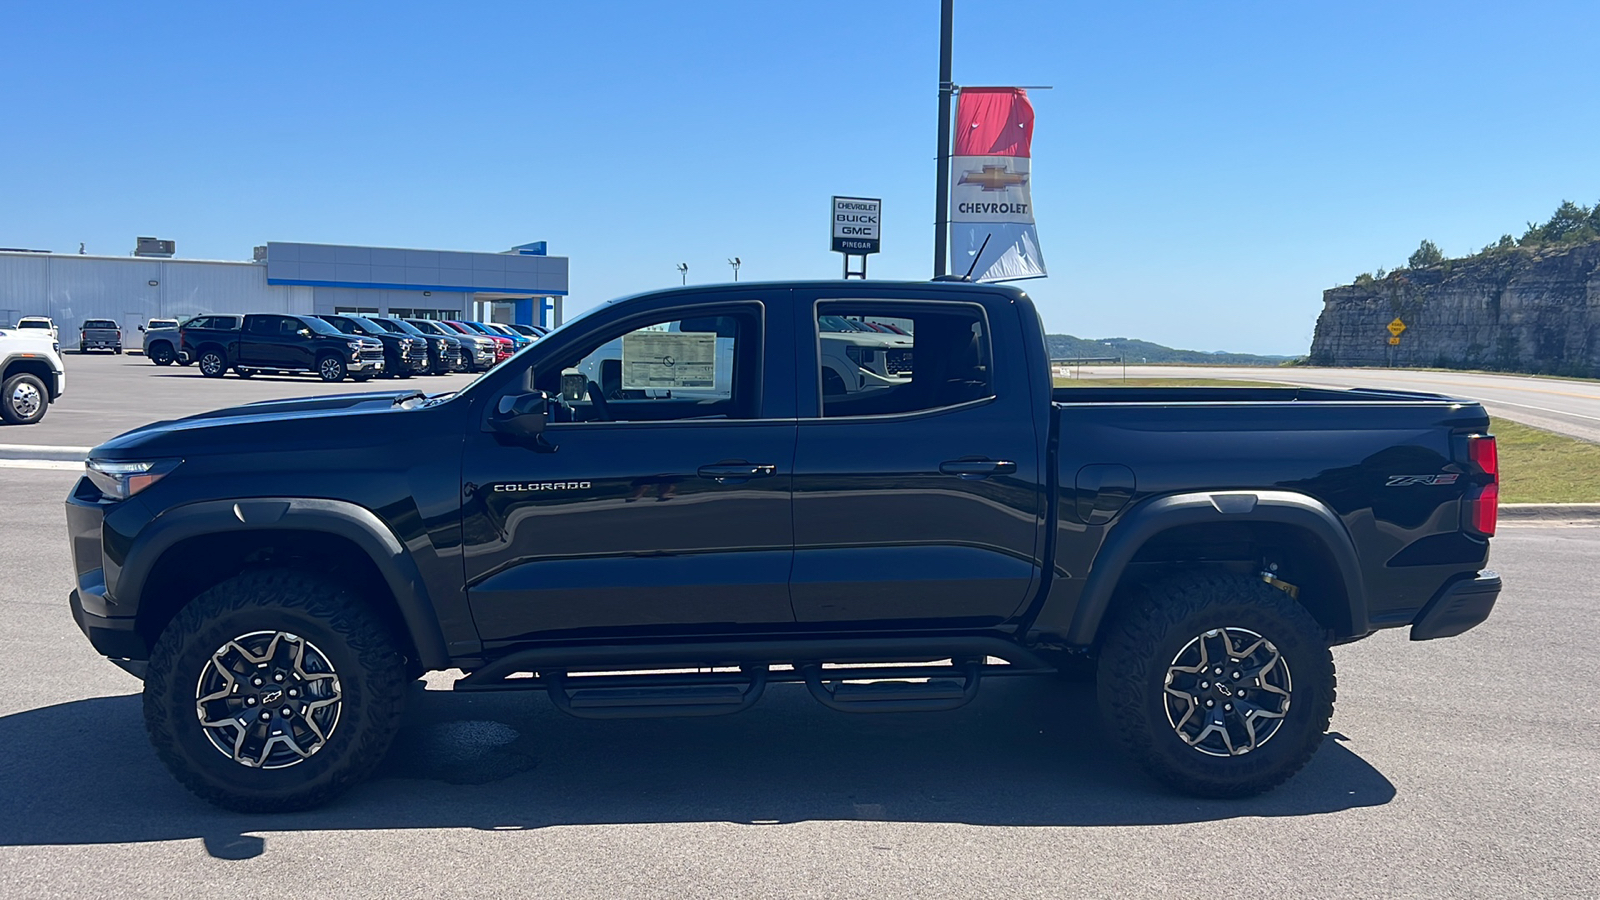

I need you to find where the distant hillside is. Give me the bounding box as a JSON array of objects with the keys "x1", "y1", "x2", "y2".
[{"x1": 1046, "y1": 334, "x2": 1292, "y2": 366}]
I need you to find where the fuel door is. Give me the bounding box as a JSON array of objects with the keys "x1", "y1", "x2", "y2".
[{"x1": 1075, "y1": 464, "x2": 1136, "y2": 525}]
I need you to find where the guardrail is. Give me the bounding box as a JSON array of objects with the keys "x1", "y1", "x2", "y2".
[{"x1": 1050, "y1": 356, "x2": 1126, "y2": 381}]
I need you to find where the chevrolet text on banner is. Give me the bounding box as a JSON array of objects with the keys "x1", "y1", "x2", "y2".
[{"x1": 950, "y1": 87, "x2": 1046, "y2": 282}]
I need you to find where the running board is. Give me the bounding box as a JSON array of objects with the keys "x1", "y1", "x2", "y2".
[
  {"x1": 542, "y1": 667, "x2": 768, "y2": 719},
  {"x1": 803, "y1": 662, "x2": 982, "y2": 713}
]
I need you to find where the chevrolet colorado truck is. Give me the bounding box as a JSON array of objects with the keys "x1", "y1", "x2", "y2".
[{"x1": 64, "y1": 280, "x2": 1502, "y2": 811}]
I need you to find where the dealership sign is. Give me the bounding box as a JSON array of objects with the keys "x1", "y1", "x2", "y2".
[{"x1": 831, "y1": 196, "x2": 881, "y2": 254}]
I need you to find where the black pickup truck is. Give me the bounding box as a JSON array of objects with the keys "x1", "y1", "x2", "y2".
[
  {"x1": 65, "y1": 280, "x2": 1501, "y2": 812},
  {"x1": 314, "y1": 314, "x2": 430, "y2": 379},
  {"x1": 180, "y1": 313, "x2": 386, "y2": 382}
]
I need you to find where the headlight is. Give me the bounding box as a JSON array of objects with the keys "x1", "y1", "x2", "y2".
[
  {"x1": 347, "y1": 341, "x2": 363, "y2": 350},
  {"x1": 86, "y1": 458, "x2": 180, "y2": 500}
]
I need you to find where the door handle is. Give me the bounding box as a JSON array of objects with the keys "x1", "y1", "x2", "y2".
[
  {"x1": 939, "y1": 458, "x2": 1017, "y2": 481},
  {"x1": 698, "y1": 462, "x2": 778, "y2": 484}
]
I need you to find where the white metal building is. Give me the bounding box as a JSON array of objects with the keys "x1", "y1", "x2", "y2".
[{"x1": 0, "y1": 240, "x2": 568, "y2": 347}]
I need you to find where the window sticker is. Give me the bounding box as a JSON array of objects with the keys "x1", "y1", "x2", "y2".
[{"x1": 621, "y1": 331, "x2": 718, "y2": 390}]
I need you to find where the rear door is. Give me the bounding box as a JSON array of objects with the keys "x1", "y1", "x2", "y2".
[{"x1": 788, "y1": 289, "x2": 1047, "y2": 628}]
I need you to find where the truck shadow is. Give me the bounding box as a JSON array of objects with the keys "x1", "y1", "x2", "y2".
[{"x1": 0, "y1": 678, "x2": 1393, "y2": 858}]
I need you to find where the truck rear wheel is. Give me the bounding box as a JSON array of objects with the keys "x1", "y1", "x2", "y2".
[
  {"x1": 198, "y1": 350, "x2": 227, "y2": 378},
  {"x1": 142, "y1": 570, "x2": 407, "y2": 812},
  {"x1": 1096, "y1": 573, "x2": 1334, "y2": 798}
]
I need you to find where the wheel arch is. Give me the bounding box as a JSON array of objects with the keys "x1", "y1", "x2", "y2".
[
  {"x1": 3, "y1": 356, "x2": 54, "y2": 388},
  {"x1": 1063, "y1": 491, "x2": 1368, "y2": 645},
  {"x1": 122, "y1": 498, "x2": 450, "y2": 671}
]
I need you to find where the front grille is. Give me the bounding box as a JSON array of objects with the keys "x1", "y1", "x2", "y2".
[
  {"x1": 360, "y1": 348, "x2": 384, "y2": 362},
  {"x1": 442, "y1": 344, "x2": 460, "y2": 360},
  {"x1": 885, "y1": 349, "x2": 913, "y2": 376}
]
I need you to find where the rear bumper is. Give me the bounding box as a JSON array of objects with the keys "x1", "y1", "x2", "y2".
[{"x1": 1411, "y1": 570, "x2": 1501, "y2": 641}]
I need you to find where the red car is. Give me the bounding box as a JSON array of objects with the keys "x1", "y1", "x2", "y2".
[{"x1": 444, "y1": 320, "x2": 513, "y2": 363}]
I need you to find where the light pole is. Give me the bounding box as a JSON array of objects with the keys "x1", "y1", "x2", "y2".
[
  {"x1": 933, "y1": 0, "x2": 954, "y2": 277},
  {"x1": 676, "y1": 263, "x2": 688, "y2": 285},
  {"x1": 728, "y1": 257, "x2": 740, "y2": 281}
]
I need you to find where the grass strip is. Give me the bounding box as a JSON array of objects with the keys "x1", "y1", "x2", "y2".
[{"x1": 1492, "y1": 417, "x2": 1600, "y2": 503}]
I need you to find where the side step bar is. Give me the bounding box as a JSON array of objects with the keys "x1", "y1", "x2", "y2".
[
  {"x1": 803, "y1": 661, "x2": 982, "y2": 713},
  {"x1": 543, "y1": 667, "x2": 768, "y2": 719}
]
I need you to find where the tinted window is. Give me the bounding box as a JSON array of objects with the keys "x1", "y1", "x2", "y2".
[
  {"x1": 815, "y1": 303, "x2": 992, "y2": 418},
  {"x1": 18, "y1": 320, "x2": 49, "y2": 329},
  {"x1": 83, "y1": 319, "x2": 118, "y2": 329},
  {"x1": 246, "y1": 316, "x2": 285, "y2": 335}
]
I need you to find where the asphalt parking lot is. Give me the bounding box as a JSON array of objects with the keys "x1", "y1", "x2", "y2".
[{"x1": 2, "y1": 357, "x2": 1597, "y2": 897}]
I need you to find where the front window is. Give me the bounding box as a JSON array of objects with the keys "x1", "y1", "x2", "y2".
[{"x1": 529, "y1": 308, "x2": 759, "y2": 423}]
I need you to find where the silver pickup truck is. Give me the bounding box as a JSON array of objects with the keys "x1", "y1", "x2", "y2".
[
  {"x1": 140, "y1": 318, "x2": 186, "y2": 366},
  {"x1": 78, "y1": 319, "x2": 123, "y2": 354}
]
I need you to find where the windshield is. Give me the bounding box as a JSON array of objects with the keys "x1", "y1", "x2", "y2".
[
  {"x1": 347, "y1": 316, "x2": 388, "y2": 336},
  {"x1": 301, "y1": 316, "x2": 347, "y2": 337},
  {"x1": 375, "y1": 317, "x2": 425, "y2": 337}
]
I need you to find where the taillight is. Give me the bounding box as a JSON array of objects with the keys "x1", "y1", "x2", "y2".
[{"x1": 1466, "y1": 434, "x2": 1498, "y2": 536}]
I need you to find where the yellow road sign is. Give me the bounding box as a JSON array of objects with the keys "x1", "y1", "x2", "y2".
[
  {"x1": 1387, "y1": 318, "x2": 1407, "y2": 337},
  {"x1": 1388, "y1": 336, "x2": 1401, "y2": 345}
]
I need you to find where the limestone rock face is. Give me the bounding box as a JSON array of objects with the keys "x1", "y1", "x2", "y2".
[{"x1": 1309, "y1": 242, "x2": 1600, "y2": 376}]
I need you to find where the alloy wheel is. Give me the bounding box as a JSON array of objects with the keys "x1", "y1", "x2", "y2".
[
  {"x1": 1162, "y1": 627, "x2": 1292, "y2": 757},
  {"x1": 194, "y1": 631, "x2": 343, "y2": 769}
]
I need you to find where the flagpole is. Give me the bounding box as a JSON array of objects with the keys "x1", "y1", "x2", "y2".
[{"x1": 933, "y1": 0, "x2": 954, "y2": 278}]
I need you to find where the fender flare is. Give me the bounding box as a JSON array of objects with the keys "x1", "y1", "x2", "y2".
[
  {"x1": 1063, "y1": 490, "x2": 1368, "y2": 645},
  {"x1": 119, "y1": 497, "x2": 451, "y2": 669}
]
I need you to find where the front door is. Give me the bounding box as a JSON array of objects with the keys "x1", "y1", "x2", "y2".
[
  {"x1": 788, "y1": 293, "x2": 1047, "y2": 628},
  {"x1": 462, "y1": 299, "x2": 799, "y2": 644},
  {"x1": 240, "y1": 315, "x2": 296, "y2": 368}
]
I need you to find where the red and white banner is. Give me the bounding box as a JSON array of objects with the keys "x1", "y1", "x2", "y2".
[{"x1": 950, "y1": 87, "x2": 1046, "y2": 282}]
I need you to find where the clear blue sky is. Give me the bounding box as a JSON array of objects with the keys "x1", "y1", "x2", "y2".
[{"x1": 4, "y1": 1, "x2": 1597, "y2": 355}]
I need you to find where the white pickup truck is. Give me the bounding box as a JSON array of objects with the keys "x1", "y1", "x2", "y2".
[{"x1": 0, "y1": 326, "x2": 66, "y2": 424}]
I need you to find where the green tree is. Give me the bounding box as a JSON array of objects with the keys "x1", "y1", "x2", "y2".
[{"x1": 1408, "y1": 239, "x2": 1445, "y2": 268}]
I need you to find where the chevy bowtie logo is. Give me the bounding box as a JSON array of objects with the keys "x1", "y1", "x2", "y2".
[{"x1": 958, "y1": 165, "x2": 1028, "y2": 192}]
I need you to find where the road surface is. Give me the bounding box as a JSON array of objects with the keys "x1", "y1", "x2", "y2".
[{"x1": 1062, "y1": 365, "x2": 1600, "y2": 443}]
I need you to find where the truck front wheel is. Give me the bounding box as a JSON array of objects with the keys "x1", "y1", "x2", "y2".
[
  {"x1": 317, "y1": 355, "x2": 347, "y2": 383},
  {"x1": 1096, "y1": 573, "x2": 1335, "y2": 798},
  {"x1": 142, "y1": 570, "x2": 407, "y2": 812},
  {"x1": 1, "y1": 373, "x2": 49, "y2": 425}
]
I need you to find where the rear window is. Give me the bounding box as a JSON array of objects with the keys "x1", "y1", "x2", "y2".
[
  {"x1": 83, "y1": 319, "x2": 118, "y2": 329},
  {"x1": 18, "y1": 320, "x2": 49, "y2": 329}
]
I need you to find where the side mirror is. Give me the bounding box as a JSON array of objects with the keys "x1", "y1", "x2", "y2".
[
  {"x1": 560, "y1": 369, "x2": 586, "y2": 402},
  {"x1": 138, "y1": 325, "x2": 146, "y2": 332},
  {"x1": 299, "y1": 328, "x2": 313, "y2": 338},
  {"x1": 490, "y1": 390, "x2": 555, "y2": 446}
]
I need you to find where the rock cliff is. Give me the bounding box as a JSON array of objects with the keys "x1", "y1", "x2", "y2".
[{"x1": 1309, "y1": 241, "x2": 1600, "y2": 376}]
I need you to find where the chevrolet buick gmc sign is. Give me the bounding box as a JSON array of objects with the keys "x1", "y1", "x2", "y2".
[{"x1": 831, "y1": 196, "x2": 881, "y2": 254}]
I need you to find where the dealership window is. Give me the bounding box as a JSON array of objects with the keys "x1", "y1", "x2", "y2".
[
  {"x1": 815, "y1": 303, "x2": 992, "y2": 418},
  {"x1": 388, "y1": 308, "x2": 459, "y2": 321},
  {"x1": 333, "y1": 306, "x2": 378, "y2": 316}
]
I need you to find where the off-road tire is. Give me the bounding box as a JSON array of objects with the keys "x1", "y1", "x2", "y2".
[
  {"x1": 1096, "y1": 572, "x2": 1335, "y2": 798},
  {"x1": 143, "y1": 569, "x2": 407, "y2": 812},
  {"x1": 1, "y1": 373, "x2": 49, "y2": 425}
]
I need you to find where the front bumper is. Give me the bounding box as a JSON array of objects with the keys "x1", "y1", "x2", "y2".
[
  {"x1": 349, "y1": 357, "x2": 385, "y2": 374},
  {"x1": 1411, "y1": 570, "x2": 1501, "y2": 641},
  {"x1": 71, "y1": 587, "x2": 147, "y2": 660}
]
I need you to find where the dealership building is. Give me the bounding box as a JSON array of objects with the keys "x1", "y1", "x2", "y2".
[{"x1": 0, "y1": 239, "x2": 568, "y2": 345}]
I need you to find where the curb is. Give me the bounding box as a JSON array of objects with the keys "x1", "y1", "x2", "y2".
[
  {"x1": 0, "y1": 443, "x2": 92, "y2": 463},
  {"x1": 1500, "y1": 503, "x2": 1600, "y2": 521}
]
